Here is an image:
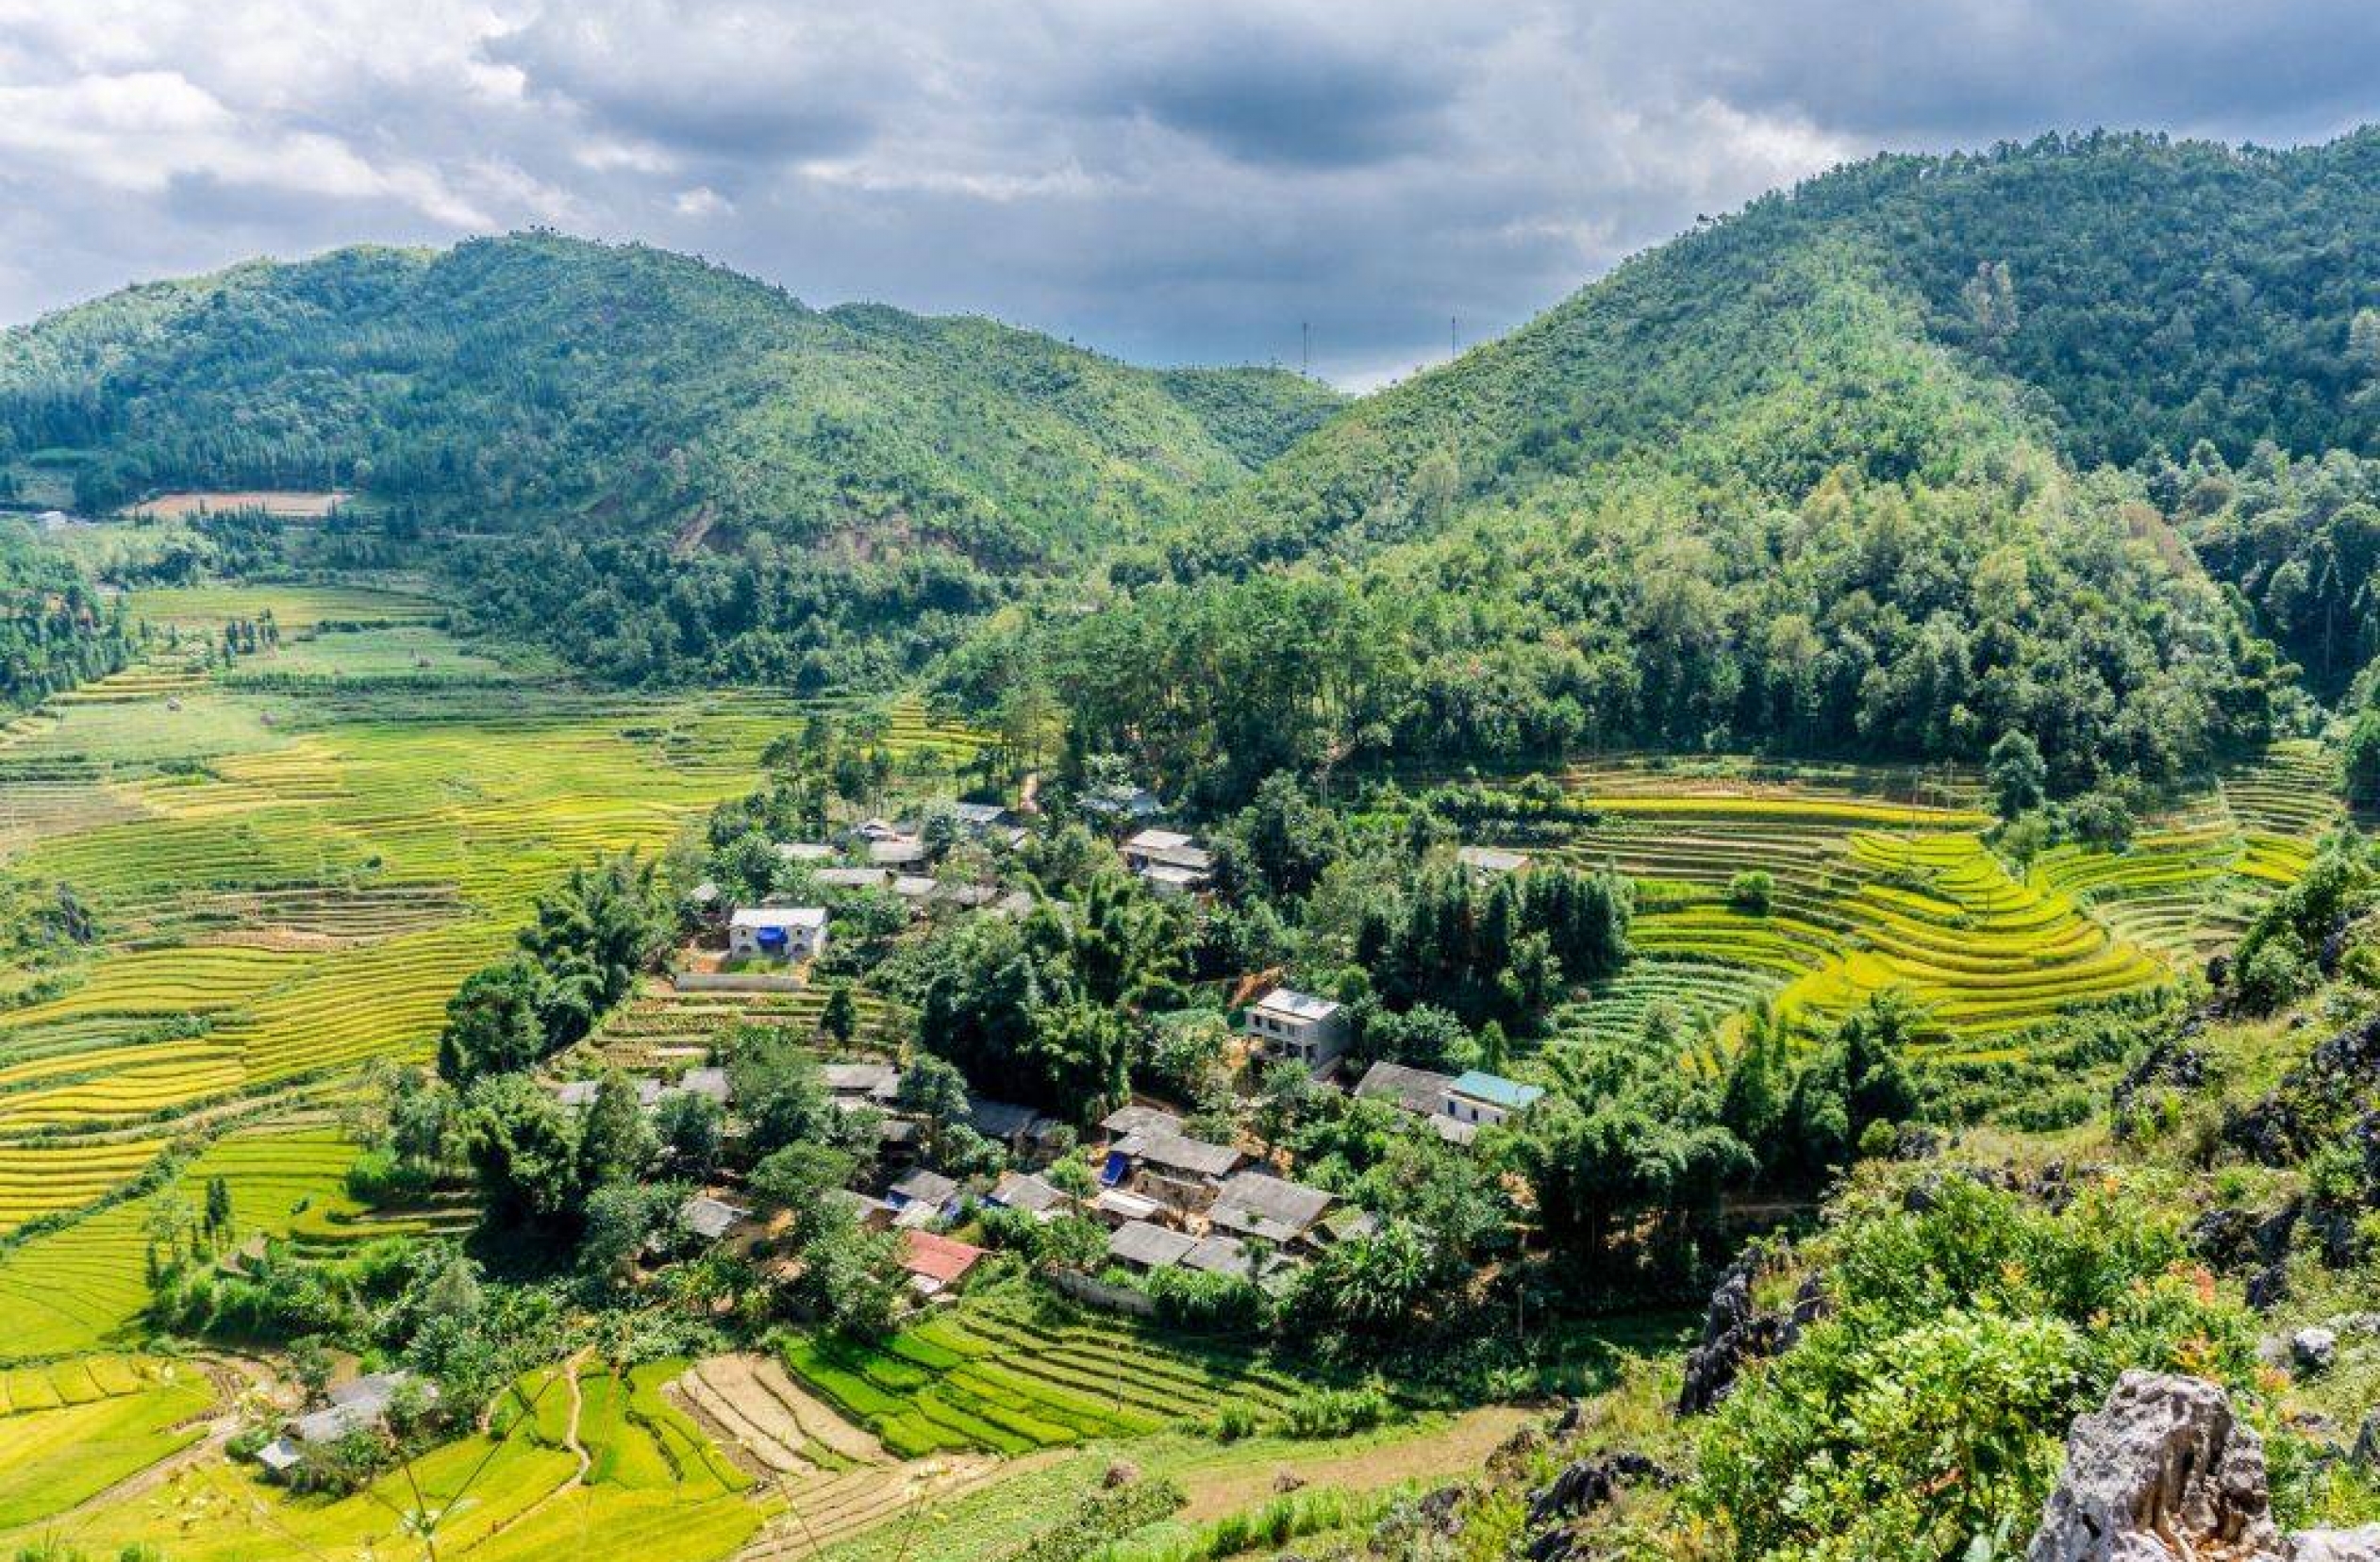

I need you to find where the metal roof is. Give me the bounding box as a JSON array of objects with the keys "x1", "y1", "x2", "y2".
[
  {"x1": 1252, "y1": 987, "x2": 1340, "y2": 1023},
  {"x1": 1114, "y1": 1128, "x2": 1241, "y2": 1179},
  {"x1": 1208, "y1": 1172, "x2": 1333, "y2": 1243},
  {"x1": 730, "y1": 906, "x2": 827, "y2": 928},
  {"x1": 1449, "y1": 1071, "x2": 1545, "y2": 1111},
  {"x1": 1107, "y1": 1220, "x2": 1198, "y2": 1269},
  {"x1": 1354, "y1": 1061, "x2": 1454, "y2": 1115}
]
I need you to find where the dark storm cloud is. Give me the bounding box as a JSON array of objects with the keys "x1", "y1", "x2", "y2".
[
  {"x1": 1065, "y1": 15, "x2": 1463, "y2": 170},
  {"x1": 1, "y1": 1, "x2": 2374, "y2": 384}
]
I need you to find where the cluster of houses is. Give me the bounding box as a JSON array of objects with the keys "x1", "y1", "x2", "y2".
[
  {"x1": 698, "y1": 804, "x2": 1036, "y2": 969},
  {"x1": 1238, "y1": 982, "x2": 1548, "y2": 1145},
  {"x1": 1118, "y1": 828, "x2": 1215, "y2": 896},
  {"x1": 1085, "y1": 1105, "x2": 1357, "y2": 1283}
]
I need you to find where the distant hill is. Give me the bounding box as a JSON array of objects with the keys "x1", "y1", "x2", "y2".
[{"x1": 0, "y1": 233, "x2": 1341, "y2": 563}]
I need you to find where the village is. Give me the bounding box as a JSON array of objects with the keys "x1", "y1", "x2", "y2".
[{"x1": 518, "y1": 786, "x2": 1550, "y2": 1329}]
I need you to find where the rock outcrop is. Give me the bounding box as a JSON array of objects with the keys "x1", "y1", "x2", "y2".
[{"x1": 2027, "y1": 1371, "x2": 2380, "y2": 1561}]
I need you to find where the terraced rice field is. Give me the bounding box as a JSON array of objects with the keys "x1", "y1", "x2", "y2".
[
  {"x1": 32, "y1": 1357, "x2": 767, "y2": 1562},
  {"x1": 0, "y1": 1356, "x2": 214, "y2": 1529},
  {"x1": 1546, "y1": 750, "x2": 2332, "y2": 1049},
  {"x1": 0, "y1": 1121, "x2": 363, "y2": 1358},
  {"x1": 0, "y1": 585, "x2": 989, "y2": 1371},
  {"x1": 782, "y1": 1293, "x2": 1304, "y2": 1460},
  {"x1": 578, "y1": 979, "x2": 898, "y2": 1072},
  {"x1": 0, "y1": 1136, "x2": 167, "y2": 1234}
]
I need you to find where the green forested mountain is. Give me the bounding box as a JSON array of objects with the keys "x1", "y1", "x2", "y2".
[
  {"x1": 1024, "y1": 132, "x2": 2380, "y2": 805},
  {"x1": 0, "y1": 234, "x2": 1340, "y2": 547},
  {"x1": 0, "y1": 233, "x2": 1339, "y2": 687}
]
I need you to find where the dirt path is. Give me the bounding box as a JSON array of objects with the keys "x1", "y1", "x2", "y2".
[
  {"x1": 21, "y1": 1354, "x2": 274, "y2": 1525},
  {"x1": 1176, "y1": 1405, "x2": 1534, "y2": 1522},
  {"x1": 561, "y1": 1349, "x2": 591, "y2": 1483},
  {"x1": 478, "y1": 1349, "x2": 594, "y2": 1541}
]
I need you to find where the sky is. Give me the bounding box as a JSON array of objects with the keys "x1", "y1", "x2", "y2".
[{"x1": 1, "y1": 2, "x2": 2375, "y2": 389}]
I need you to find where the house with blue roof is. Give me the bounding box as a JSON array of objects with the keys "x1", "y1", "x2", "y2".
[{"x1": 1443, "y1": 1070, "x2": 1545, "y2": 1129}]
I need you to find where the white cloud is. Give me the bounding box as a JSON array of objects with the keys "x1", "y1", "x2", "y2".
[{"x1": 673, "y1": 185, "x2": 732, "y2": 217}]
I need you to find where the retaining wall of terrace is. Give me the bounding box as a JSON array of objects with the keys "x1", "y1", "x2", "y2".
[
  {"x1": 1051, "y1": 1270, "x2": 1157, "y2": 1317},
  {"x1": 672, "y1": 972, "x2": 810, "y2": 993}
]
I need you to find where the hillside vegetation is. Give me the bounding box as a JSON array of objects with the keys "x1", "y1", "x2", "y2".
[{"x1": 1007, "y1": 133, "x2": 2380, "y2": 805}]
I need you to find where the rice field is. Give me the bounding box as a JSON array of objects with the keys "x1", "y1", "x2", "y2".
[
  {"x1": 1547, "y1": 749, "x2": 2332, "y2": 1049},
  {"x1": 0, "y1": 584, "x2": 988, "y2": 1368},
  {"x1": 0, "y1": 1357, "x2": 214, "y2": 1529},
  {"x1": 0, "y1": 1121, "x2": 364, "y2": 1359},
  {"x1": 24, "y1": 1357, "x2": 768, "y2": 1562},
  {"x1": 781, "y1": 1292, "x2": 1306, "y2": 1460}
]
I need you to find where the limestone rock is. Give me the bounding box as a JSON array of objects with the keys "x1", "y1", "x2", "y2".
[
  {"x1": 2293, "y1": 1327, "x2": 2339, "y2": 1375},
  {"x1": 2026, "y1": 1371, "x2": 2279, "y2": 1561},
  {"x1": 2029, "y1": 1371, "x2": 2377, "y2": 1561},
  {"x1": 2289, "y1": 1526, "x2": 2380, "y2": 1561}
]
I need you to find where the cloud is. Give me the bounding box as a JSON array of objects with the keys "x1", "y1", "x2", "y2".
[{"x1": 0, "y1": 0, "x2": 2369, "y2": 381}]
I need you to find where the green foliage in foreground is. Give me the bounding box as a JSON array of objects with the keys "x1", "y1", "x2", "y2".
[{"x1": 1693, "y1": 1171, "x2": 2258, "y2": 1561}]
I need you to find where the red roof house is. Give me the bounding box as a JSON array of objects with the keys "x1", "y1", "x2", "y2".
[{"x1": 900, "y1": 1229, "x2": 986, "y2": 1296}]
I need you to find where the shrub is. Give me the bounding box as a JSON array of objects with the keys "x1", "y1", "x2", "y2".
[
  {"x1": 1727, "y1": 871, "x2": 1775, "y2": 915},
  {"x1": 1147, "y1": 1266, "x2": 1268, "y2": 1334},
  {"x1": 2233, "y1": 940, "x2": 2315, "y2": 1014},
  {"x1": 1276, "y1": 1384, "x2": 1393, "y2": 1439},
  {"x1": 1693, "y1": 1172, "x2": 2256, "y2": 1560}
]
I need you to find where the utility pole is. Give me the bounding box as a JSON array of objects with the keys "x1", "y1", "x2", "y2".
[
  {"x1": 1451, "y1": 315, "x2": 1458, "y2": 359},
  {"x1": 1301, "y1": 321, "x2": 1311, "y2": 378}
]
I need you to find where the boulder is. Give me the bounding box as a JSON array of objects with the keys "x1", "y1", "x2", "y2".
[
  {"x1": 2029, "y1": 1372, "x2": 2380, "y2": 1561},
  {"x1": 2293, "y1": 1327, "x2": 2339, "y2": 1375},
  {"x1": 2027, "y1": 1371, "x2": 2278, "y2": 1561},
  {"x1": 2289, "y1": 1527, "x2": 2380, "y2": 1561}
]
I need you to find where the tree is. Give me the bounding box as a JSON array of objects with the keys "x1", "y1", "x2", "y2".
[
  {"x1": 780, "y1": 1201, "x2": 906, "y2": 1338},
  {"x1": 1520, "y1": 1096, "x2": 1751, "y2": 1273},
  {"x1": 750, "y1": 1141, "x2": 857, "y2": 1243},
  {"x1": 1836, "y1": 995, "x2": 1921, "y2": 1134},
  {"x1": 1219, "y1": 773, "x2": 1344, "y2": 899},
  {"x1": 1253, "y1": 1060, "x2": 1318, "y2": 1152},
  {"x1": 729, "y1": 1026, "x2": 833, "y2": 1159},
  {"x1": 1283, "y1": 1219, "x2": 1445, "y2": 1343},
  {"x1": 290, "y1": 1335, "x2": 335, "y2": 1408},
  {"x1": 895, "y1": 1052, "x2": 974, "y2": 1160},
  {"x1": 518, "y1": 855, "x2": 668, "y2": 1048},
  {"x1": 462, "y1": 1075, "x2": 582, "y2": 1226},
  {"x1": 578, "y1": 1181, "x2": 678, "y2": 1282},
  {"x1": 652, "y1": 1090, "x2": 724, "y2": 1177},
  {"x1": 575, "y1": 1071, "x2": 656, "y2": 1192},
  {"x1": 1987, "y1": 730, "x2": 2047, "y2": 821},
  {"x1": 437, "y1": 958, "x2": 544, "y2": 1084},
  {"x1": 2346, "y1": 709, "x2": 2380, "y2": 810},
  {"x1": 1721, "y1": 1010, "x2": 1789, "y2": 1172},
  {"x1": 820, "y1": 982, "x2": 858, "y2": 1046}
]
